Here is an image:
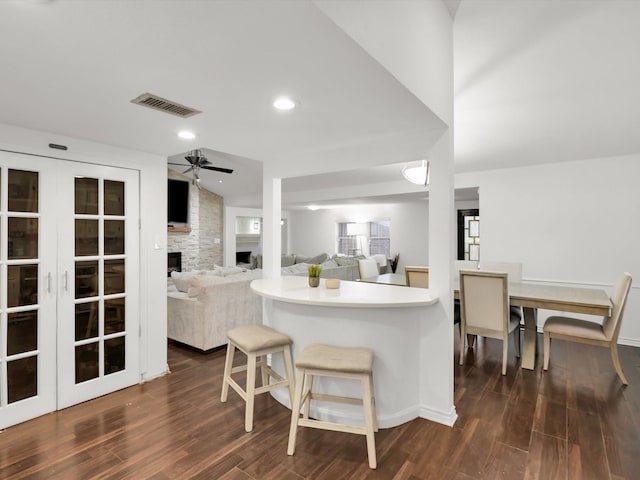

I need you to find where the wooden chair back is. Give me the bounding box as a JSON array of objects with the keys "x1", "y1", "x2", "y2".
[
  {"x1": 460, "y1": 270, "x2": 509, "y2": 334},
  {"x1": 405, "y1": 266, "x2": 429, "y2": 288}
]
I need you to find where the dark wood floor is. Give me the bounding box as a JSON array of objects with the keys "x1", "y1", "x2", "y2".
[{"x1": 1, "y1": 334, "x2": 639, "y2": 479}]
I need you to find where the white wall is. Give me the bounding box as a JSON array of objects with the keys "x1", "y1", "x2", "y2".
[
  {"x1": 0, "y1": 123, "x2": 168, "y2": 381},
  {"x1": 289, "y1": 201, "x2": 428, "y2": 270},
  {"x1": 457, "y1": 154, "x2": 640, "y2": 345}
]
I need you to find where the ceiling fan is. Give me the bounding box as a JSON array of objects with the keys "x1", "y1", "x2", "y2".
[{"x1": 168, "y1": 149, "x2": 234, "y2": 188}]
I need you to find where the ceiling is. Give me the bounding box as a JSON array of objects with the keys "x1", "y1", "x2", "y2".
[{"x1": 1, "y1": 1, "x2": 639, "y2": 208}]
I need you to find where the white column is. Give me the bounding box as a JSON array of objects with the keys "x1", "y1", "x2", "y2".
[
  {"x1": 262, "y1": 168, "x2": 282, "y2": 279},
  {"x1": 421, "y1": 130, "x2": 457, "y2": 425}
]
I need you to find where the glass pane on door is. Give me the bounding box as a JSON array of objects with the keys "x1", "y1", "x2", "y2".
[
  {"x1": 75, "y1": 219, "x2": 98, "y2": 256},
  {"x1": 75, "y1": 343, "x2": 99, "y2": 383},
  {"x1": 75, "y1": 177, "x2": 98, "y2": 215},
  {"x1": 7, "y1": 357, "x2": 38, "y2": 403},
  {"x1": 7, "y1": 312, "x2": 38, "y2": 355},
  {"x1": 104, "y1": 180, "x2": 124, "y2": 216},
  {"x1": 8, "y1": 217, "x2": 38, "y2": 259},
  {"x1": 8, "y1": 169, "x2": 38, "y2": 213},
  {"x1": 7, "y1": 264, "x2": 38, "y2": 308}
]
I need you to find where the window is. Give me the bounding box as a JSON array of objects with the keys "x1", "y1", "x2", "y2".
[
  {"x1": 369, "y1": 220, "x2": 390, "y2": 257},
  {"x1": 337, "y1": 220, "x2": 391, "y2": 257}
]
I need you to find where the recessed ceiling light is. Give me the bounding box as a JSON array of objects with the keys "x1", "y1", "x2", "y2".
[
  {"x1": 178, "y1": 130, "x2": 196, "y2": 139},
  {"x1": 273, "y1": 97, "x2": 296, "y2": 111},
  {"x1": 218, "y1": 180, "x2": 223, "y2": 183}
]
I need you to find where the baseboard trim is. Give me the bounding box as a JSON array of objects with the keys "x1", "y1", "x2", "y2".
[
  {"x1": 271, "y1": 390, "x2": 457, "y2": 429},
  {"x1": 420, "y1": 404, "x2": 458, "y2": 427}
]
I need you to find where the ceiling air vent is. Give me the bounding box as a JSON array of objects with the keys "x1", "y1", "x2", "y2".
[{"x1": 130, "y1": 93, "x2": 201, "y2": 118}]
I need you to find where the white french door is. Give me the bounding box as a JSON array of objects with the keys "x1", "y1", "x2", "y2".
[
  {"x1": 56, "y1": 162, "x2": 139, "y2": 409},
  {"x1": 0, "y1": 154, "x2": 57, "y2": 428},
  {"x1": 0, "y1": 151, "x2": 140, "y2": 429}
]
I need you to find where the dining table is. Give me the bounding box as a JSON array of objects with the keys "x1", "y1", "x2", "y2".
[{"x1": 358, "y1": 274, "x2": 612, "y2": 370}]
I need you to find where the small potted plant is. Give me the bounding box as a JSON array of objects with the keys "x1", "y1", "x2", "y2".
[{"x1": 308, "y1": 264, "x2": 322, "y2": 287}]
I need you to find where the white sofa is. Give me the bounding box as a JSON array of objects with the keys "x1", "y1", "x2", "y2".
[
  {"x1": 167, "y1": 256, "x2": 362, "y2": 351},
  {"x1": 167, "y1": 268, "x2": 262, "y2": 351},
  {"x1": 252, "y1": 253, "x2": 362, "y2": 281}
]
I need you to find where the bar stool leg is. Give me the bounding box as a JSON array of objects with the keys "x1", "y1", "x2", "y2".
[
  {"x1": 283, "y1": 346, "x2": 295, "y2": 406},
  {"x1": 221, "y1": 343, "x2": 235, "y2": 402},
  {"x1": 361, "y1": 374, "x2": 377, "y2": 469},
  {"x1": 259, "y1": 354, "x2": 269, "y2": 387},
  {"x1": 369, "y1": 374, "x2": 378, "y2": 432},
  {"x1": 245, "y1": 353, "x2": 257, "y2": 432},
  {"x1": 302, "y1": 374, "x2": 313, "y2": 419},
  {"x1": 287, "y1": 369, "x2": 306, "y2": 456}
]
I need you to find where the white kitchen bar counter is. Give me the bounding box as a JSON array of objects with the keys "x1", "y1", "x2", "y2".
[
  {"x1": 251, "y1": 276, "x2": 449, "y2": 429},
  {"x1": 250, "y1": 275, "x2": 438, "y2": 308}
]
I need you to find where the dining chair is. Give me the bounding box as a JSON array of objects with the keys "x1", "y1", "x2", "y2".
[
  {"x1": 454, "y1": 260, "x2": 479, "y2": 282},
  {"x1": 459, "y1": 270, "x2": 521, "y2": 375},
  {"x1": 478, "y1": 261, "x2": 524, "y2": 320},
  {"x1": 358, "y1": 258, "x2": 379, "y2": 279},
  {"x1": 453, "y1": 260, "x2": 479, "y2": 325},
  {"x1": 405, "y1": 266, "x2": 429, "y2": 288},
  {"x1": 543, "y1": 272, "x2": 632, "y2": 384}
]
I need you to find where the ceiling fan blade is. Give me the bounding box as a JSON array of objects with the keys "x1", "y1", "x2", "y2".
[
  {"x1": 201, "y1": 165, "x2": 234, "y2": 174},
  {"x1": 168, "y1": 162, "x2": 188, "y2": 166},
  {"x1": 182, "y1": 166, "x2": 194, "y2": 174}
]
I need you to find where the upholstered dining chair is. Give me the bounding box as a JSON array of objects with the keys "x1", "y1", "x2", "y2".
[
  {"x1": 478, "y1": 261, "x2": 524, "y2": 320},
  {"x1": 543, "y1": 272, "x2": 632, "y2": 384},
  {"x1": 358, "y1": 258, "x2": 379, "y2": 279},
  {"x1": 405, "y1": 266, "x2": 429, "y2": 288},
  {"x1": 459, "y1": 270, "x2": 521, "y2": 375},
  {"x1": 453, "y1": 260, "x2": 479, "y2": 326},
  {"x1": 454, "y1": 260, "x2": 479, "y2": 282}
]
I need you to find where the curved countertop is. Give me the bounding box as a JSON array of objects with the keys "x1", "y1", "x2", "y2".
[{"x1": 251, "y1": 275, "x2": 439, "y2": 308}]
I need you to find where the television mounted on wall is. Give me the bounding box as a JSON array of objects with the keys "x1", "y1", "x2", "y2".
[{"x1": 167, "y1": 179, "x2": 189, "y2": 224}]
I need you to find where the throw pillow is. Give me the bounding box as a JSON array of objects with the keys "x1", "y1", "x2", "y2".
[
  {"x1": 214, "y1": 265, "x2": 245, "y2": 276},
  {"x1": 171, "y1": 271, "x2": 198, "y2": 292},
  {"x1": 281, "y1": 254, "x2": 296, "y2": 267},
  {"x1": 321, "y1": 259, "x2": 338, "y2": 269}
]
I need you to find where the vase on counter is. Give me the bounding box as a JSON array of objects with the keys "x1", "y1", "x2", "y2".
[{"x1": 308, "y1": 264, "x2": 322, "y2": 288}]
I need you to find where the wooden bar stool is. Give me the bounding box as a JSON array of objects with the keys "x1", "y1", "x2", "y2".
[
  {"x1": 221, "y1": 324, "x2": 295, "y2": 432},
  {"x1": 287, "y1": 344, "x2": 378, "y2": 469}
]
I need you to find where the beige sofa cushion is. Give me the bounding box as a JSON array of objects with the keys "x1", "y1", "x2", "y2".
[
  {"x1": 295, "y1": 253, "x2": 329, "y2": 265},
  {"x1": 187, "y1": 274, "x2": 227, "y2": 297},
  {"x1": 171, "y1": 271, "x2": 203, "y2": 292}
]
